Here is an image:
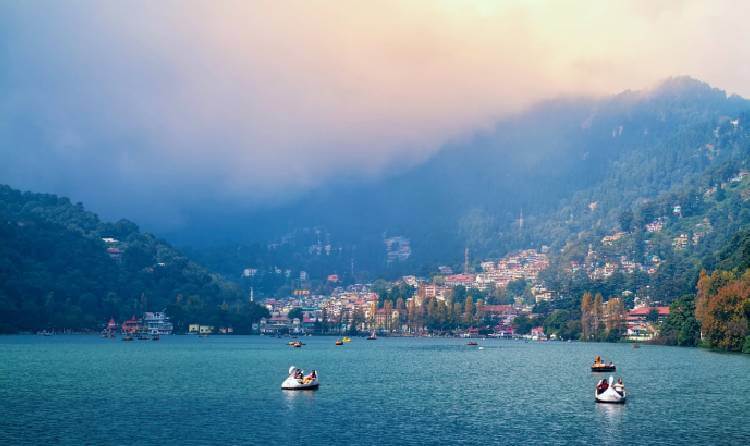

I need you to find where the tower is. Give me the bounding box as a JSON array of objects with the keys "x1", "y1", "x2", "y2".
[{"x1": 464, "y1": 247, "x2": 470, "y2": 274}]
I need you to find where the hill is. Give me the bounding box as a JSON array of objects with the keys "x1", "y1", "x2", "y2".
[
  {"x1": 0, "y1": 185, "x2": 268, "y2": 333},
  {"x1": 186, "y1": 77, "x2": 750, "y2": 300}
]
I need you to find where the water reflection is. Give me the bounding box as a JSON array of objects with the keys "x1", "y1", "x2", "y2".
[
  {"x1": 282, "y1": 389, "x2": 317, "y2": 405},
  {"x1": 595, "y1": 402, "x2": 625, "y2": 440},
  {"x1": 596, "y1": 402, "x2": 624, "y2": 420}
]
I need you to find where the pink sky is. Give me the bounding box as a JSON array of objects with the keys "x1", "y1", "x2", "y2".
[{"x1": 2, "y1": 0, "x2": 749, "y2": 221}]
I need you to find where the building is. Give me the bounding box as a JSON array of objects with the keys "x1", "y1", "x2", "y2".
[
  {"x1": 401, "y1": 275, "x2": 419, "y2": 287},
  {"x1": 530, "y1": 326, "x2": 547, "y2": 341},
  {"x1": 106, "y1": 247, "x2": 122, "y2": 259},
  {"x1": 444, "y1": 274, "x2": 475, "y2": 287},
  {"x1": 625, "y1": 306, "x2": 670, "y2": 341},
  {"x1": 245, "y1": 267, "x2": 260, "y2": 277},
  {"x1": 259, "y1": 316, "x2": 302, "y2": 335},
  {"x1": 188, "y1": 324, "x2": 214, "y2": 334},
  {"x1": 384, "y1": 236, "x2": 412, "y2": 263},
  {"x1": 672, "y1": 234, "x2": 689, "y2": 250},
  {"x1": 645, "y1": 219, "x2": 665, "y2": 233},
  {"x1": 601, "y1": 232, "x2": 626, "y2": 246},
  {"x1": 143, "y1": 311, "x2": 173, "y2": 335},
  {"x1": 121, "y1": 316, "x2": 141, "y2": 334},
  {"x1": 437, "y1": 266, "x2": 454, "y2": 274}
]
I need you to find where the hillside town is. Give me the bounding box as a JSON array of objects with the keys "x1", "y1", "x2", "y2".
[{"x1": 252, "y1": 247, "x2": 669, "y2": 342}]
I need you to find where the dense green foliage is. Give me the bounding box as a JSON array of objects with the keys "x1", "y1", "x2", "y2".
[
  {"x1": 658, "y1": 296, "x2": 701, "y2": 346},
  {"x1": 0, "y1": 185, "x2": 268, "y2": 333}
]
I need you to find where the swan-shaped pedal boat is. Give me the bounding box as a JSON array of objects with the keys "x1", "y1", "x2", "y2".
[
  {"x1": 281, "y1": 366, "x2": 319, "y2": 390},
  {"x1": 595, "y1": 376, "x2": 626, "y2": 404}
]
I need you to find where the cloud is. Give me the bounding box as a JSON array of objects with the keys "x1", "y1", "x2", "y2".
[{"x1": 1, "y1": 1, "x2": 749, "y2": 227}]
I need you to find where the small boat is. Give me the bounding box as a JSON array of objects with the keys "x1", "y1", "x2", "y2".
[
  {"x1": 335, "y1": 339, "x2": 344, "y2": 346},
  {"x1": 366, "y1": 331, "x2": 377, "y2": 340},
  {"x1": 290, "y1": 341, "x2": 303, "y2": 348},
  {"x1": 467, "y1": 341, "x2": 478, "y2": 346},
  {"x1": 632, "y1": 343, "x2": 641, "y2": 349},
  {"x1": 591, "y1": 356, "x2": 616, "y2": 372},
  {"x1": 122, "y1": 335, "x2": 134, "y2": 341},
  {"x1": 595, "y1": 376, "x2": 626, "y2": 404},
  {"x1": 281, "y1": 366, "x2": 319, "y2": 390},
  {"x1": 342, "y1": 336, "x2": 352, "y2": 343},
  {"x1": 478, "y1": 346, "x2": 485, "y2": 350}
]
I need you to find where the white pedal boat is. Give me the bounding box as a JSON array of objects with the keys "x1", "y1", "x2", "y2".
[
  {"x1": 281, "y1": 366, "x2": 319, "y2": 390},
  {"x1": 595, "y1": 376, "x2": 626, "y2": 404}
]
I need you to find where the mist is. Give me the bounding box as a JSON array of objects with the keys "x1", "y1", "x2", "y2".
[{"x1": 2, "y1": 0, "x2": 749, "y2": 229}]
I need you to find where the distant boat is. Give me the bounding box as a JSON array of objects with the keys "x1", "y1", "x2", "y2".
[
  {"x1": 632, "y1": 343, "x2": 641, "y2": 349},
  {"x1": 335, "y1": 339, "x2": 344, "y2": 346},
  {"x1": 467, "y1": 341, "x2": 478, "y2": 346},
  {"x1": 122, "y1": 334, "x2": 134, "y2": 341},
  {"x1": 152, "y1": 334, "x2": 160, "y2": 341},
  {"x1": 366, "y1": 331, "x2": 377, "y2": 340},
  {"x1": 591, "y1": 356, "x2": 616, "y2": 372},
  {"x1": 342, "y1": 336, "x2": 352, "y2": 343}
]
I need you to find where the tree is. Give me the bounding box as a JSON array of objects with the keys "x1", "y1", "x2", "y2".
[
  {"x1": 605, "y1": 297, "x2": 625, "y2": 337},
  {"x1": 463, "y1": 296, "x2": 474, "y2": 325},
  {"x1": 619, "y1": 209, "x2": 634, "y2": 232},
  {"x1": 506, "y1": 279, "x2": 527, "y2": 297},
  {"x1": 580, "y1": 292, "x2": 593, "y2": 341},
  {"x1": 512, "y1": 315, "x2": 534, "y2": 335},
  {"x1": 695, "y1": 269, "x2": 750, "y2": 352},
  {"x1": 593, "y1": 293, "x2": 604, "y2": 340},
  {"x1": 383, "y1": 299, "x2": 393, "y2": 332},
  {"x1": 659, "y1": 295, "x2": 700, "y2": 346},
  {"x1": 288, "y1": 307, "x2": 303, "y2": 321}
]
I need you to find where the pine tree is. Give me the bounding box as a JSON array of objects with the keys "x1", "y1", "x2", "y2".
[
  {"x1": 463, "y1": 296, "x2": 474, "y2": 325},
  {"x1": 580, "y1": 292, "x2": 593, "y2": 341}
]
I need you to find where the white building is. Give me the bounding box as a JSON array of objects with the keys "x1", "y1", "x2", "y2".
[{"x1": 143, "y1": 311, "x2": 173, "y2": 335}]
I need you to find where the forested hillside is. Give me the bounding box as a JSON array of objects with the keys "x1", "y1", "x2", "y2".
[
  {"x1": 0, "y1": 186, "x2": 268, "y2": 333},
  {"x1": 189, "y1": 77, "x2": 750, "y2": 300}
]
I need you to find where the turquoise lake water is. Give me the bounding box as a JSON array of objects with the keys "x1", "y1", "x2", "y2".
[{"x1": 1, "y1": 335, "x2": 749, "y2": 445}]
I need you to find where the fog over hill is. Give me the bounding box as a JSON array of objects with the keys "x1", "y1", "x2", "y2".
[{"x1": 176, "y1": 77, "x2": 750, "y2": 280}]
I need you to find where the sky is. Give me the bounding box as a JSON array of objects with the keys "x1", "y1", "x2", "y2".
[{"x1": 1, "y1": 0, "x2": 749, "y2": 229}]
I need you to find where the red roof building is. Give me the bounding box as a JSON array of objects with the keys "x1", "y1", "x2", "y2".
[
  {"x1": 482, "y1": 305, "x2": 514, "y2": 315},
  {"x1": 627, "y1": 306, "x2": 670, "y2": 321},
  {"x1": 121, "y1": 316, "x2": 141, "y2": 334}
]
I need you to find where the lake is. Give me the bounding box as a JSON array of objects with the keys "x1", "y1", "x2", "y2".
[{"x1": 1, "y1": 335, "x2": 749, "y2": 445}]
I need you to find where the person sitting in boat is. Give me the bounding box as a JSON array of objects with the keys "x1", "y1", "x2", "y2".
[
  {"x1": 594, "y1": 356, "x2": 602, "y2": 365},
  {"x1": 310, "y1": 370, "x2": 317, "y2": 380},
  {"x1": 596, "y1": 379, "x2": 609, "y2": 394},
  {"x1": 613, "y1": 378, "x2": 624, "y2": 395}
]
